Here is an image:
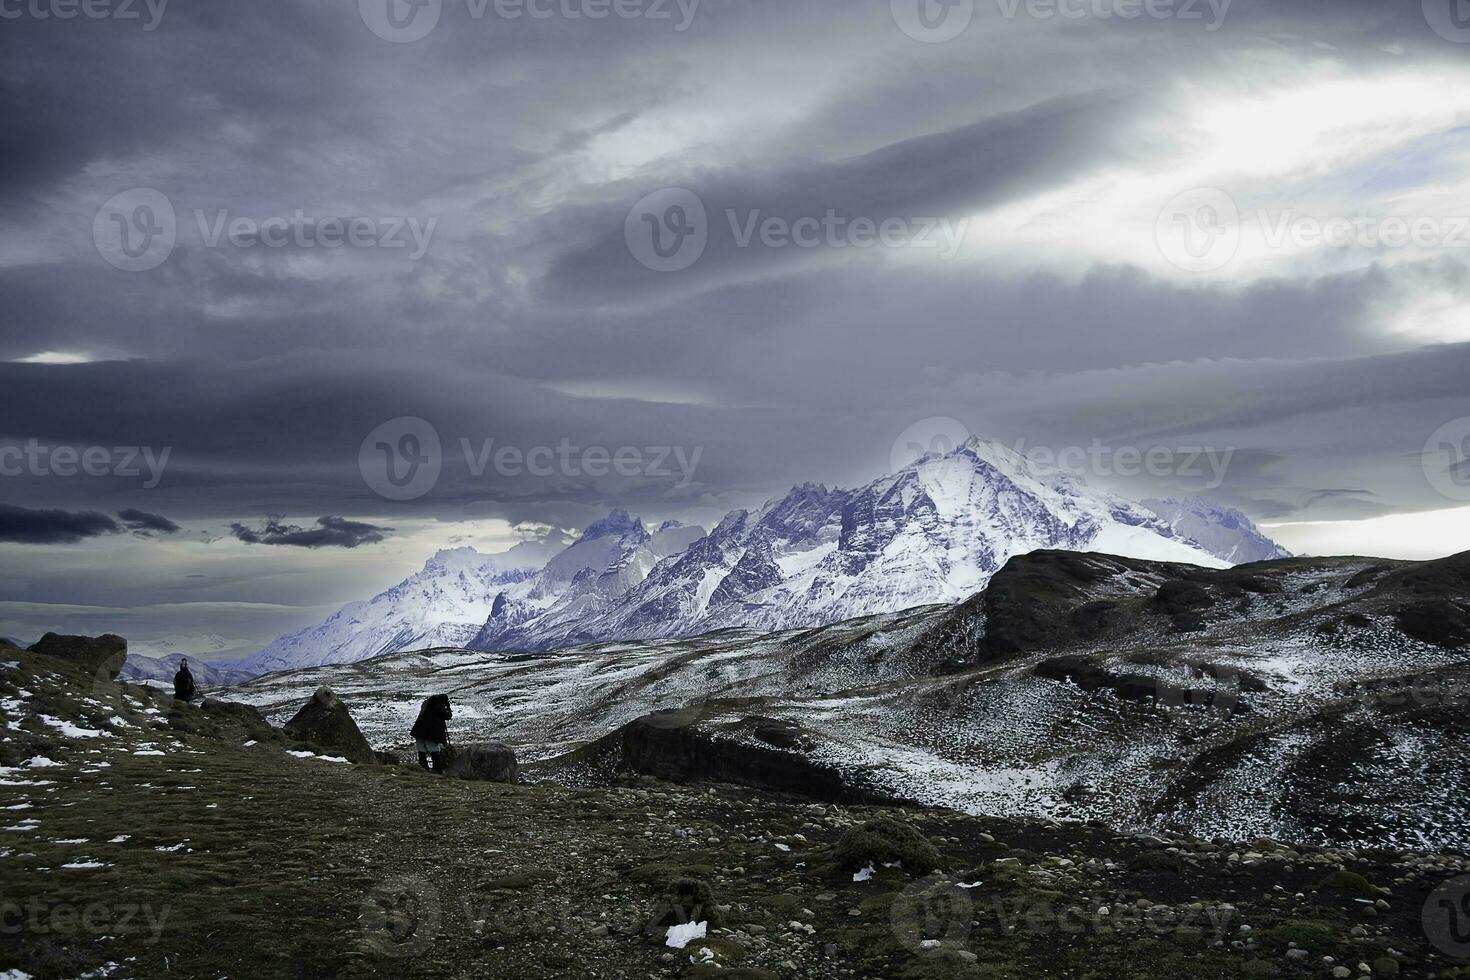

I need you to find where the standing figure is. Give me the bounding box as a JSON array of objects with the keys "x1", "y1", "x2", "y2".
[
  {"x1": 173, "y1": 658, "x2": 197, "y2": 702},
  {"x1": 411, "y1": 694, "x2": 452, "y2": 772}
]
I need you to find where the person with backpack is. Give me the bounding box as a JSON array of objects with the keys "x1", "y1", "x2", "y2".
[
  {"x1": 173, "y1": 658, "x2": 197, "y2": 701},
  {"x1": 410, "y1": 693, "x2": 452, "y2": 772}
]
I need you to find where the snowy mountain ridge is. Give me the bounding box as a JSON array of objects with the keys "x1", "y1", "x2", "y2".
[{"x1": 239, "y1": 437, "x2": 1287, "y2": 672}]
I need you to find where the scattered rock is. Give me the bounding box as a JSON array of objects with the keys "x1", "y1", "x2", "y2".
[
  {"x1": 832, "y1": 817, "x2": 940, "y2": 874},
  {"x1": 647, "y1": 877, "x2": 721, "y2": 930},
  {"x1": 1395, "y1": 600, "x2": 1470, "y2": 648},
  {"x1": 444, "y1": 742, "x2": 519, "y2": 783},
  {"x1": 28, "y1": 632, "x2": 127, "y2": 681},
  {"x1": 282, "y1": 686, "x2": 376, "y2": 764}
]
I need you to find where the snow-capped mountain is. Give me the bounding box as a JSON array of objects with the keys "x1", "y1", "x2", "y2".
[
  {"x1": 233, "y1": 534, "x2": 571, "y2": 675},
  {"x1": 472, "y1": 438, "x2": 1237, "y2": 650},
  {"x1": 1141, "y1": 497, "x2": 1292, "y2": 564},
  {"x1": 471, "y1": 511, "x2": 707, "y2": 652},
  {"x1": 239, "y1": 438, "x2": 1286, "y2": 671}
]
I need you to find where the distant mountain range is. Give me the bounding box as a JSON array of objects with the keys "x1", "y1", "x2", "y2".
[
  {"x1": 232, "y1": 438, "x2": 1288, "y2": 675},
  {"x1": 119, "y1": 652, "x2": 256, "y2": 689}
]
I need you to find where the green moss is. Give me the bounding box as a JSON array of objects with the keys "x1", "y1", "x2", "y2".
[
  {"x1": 833, "y1": 817, "x2": 941, "y2": 874},
  {"x1": 1314, "y1": 869, "x2": 1382, "y2": 895}
]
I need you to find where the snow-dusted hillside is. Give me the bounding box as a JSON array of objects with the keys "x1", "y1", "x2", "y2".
[{"x1": 228, "y1": 548, "x2": 1470, "y2": 851}]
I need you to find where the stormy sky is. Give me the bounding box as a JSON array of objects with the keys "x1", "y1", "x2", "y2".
[{"x1": 3, "y1": 0, "x2": 1470, "y2": 656}]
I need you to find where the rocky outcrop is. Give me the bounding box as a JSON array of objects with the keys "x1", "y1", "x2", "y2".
[
  {"x1": 613, "y1": 708, "x2": 880, "y2": 804},
  {"x1": 28, "y1": 633, "x2": 127, "y2": 681},
  {"x1": 282, "y1": 686, "x2": 375, "y2": 764},
  {"x1": 1395, "y1": 600, "x2": 1470, "y2": 648},
  {"x1": 444, "y1": 742, "x2": 519, "y2": 783}
]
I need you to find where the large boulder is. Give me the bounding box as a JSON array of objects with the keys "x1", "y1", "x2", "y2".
[
  {"x1": 444, "y1": 742, "x2": 519, "y2": 783},
  {"x1": 1396, "y1": 600, "x2": 1470, "y2": 648},
  {"x1": 282, "y1": 687, "x2": 375, "y2": 764},
  {"x1": 28, "y1": 632, "x2": 127, "y2": 681}
]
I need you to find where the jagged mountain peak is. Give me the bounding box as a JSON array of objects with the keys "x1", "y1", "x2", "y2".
[
  {"x1": 576, "y1": 508, "x2": 648, "y2": 545},
  {"x1": 242, "y1": 437, "x2": 1288, "y2": 670}
]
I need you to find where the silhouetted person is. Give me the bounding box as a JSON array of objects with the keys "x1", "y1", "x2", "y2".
[
  {"x1": 173, "y1": 658, "x2": 197, "y2": 702},
  {"x1": 411, "y1": 694, "x2": 452, "y2": 772}
]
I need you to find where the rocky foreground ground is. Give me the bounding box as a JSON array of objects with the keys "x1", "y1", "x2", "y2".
[{"x1": 3, "y1": 639, "x2": 1470, "y2": 979}]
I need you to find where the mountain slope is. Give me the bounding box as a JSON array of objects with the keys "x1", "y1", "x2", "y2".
[
  {"x1": 230, "y1": 548, "x2": 1470, "y2": 852},
  {"x1": 472, "y1": 439, "x2": 1237, "y2": 650},
  {"x1": 234, "y1": 536, "x2": 569, "y2": 675},
  {"x1": 242, "y1": 438, "x2": 1286, "y2": 670},
  {"x1": 1143, "y1": 497, "x2": 1293, "y2": 564},
  {"x1": 119, "y1": 652, "x2": 255, "y2": 688}
]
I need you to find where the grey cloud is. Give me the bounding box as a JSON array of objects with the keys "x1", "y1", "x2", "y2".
[
  {"x1": 117, "y1": 508, "x2": 181, "y2": 536},
  {"x1": 0, "y1": 504, "x2": 120, "y2": 544},
  {"x1": 229, "y1": 516, "x2": 392, "y2": 549}
]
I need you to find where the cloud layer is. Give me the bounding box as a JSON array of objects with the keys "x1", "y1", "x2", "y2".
[{"x1": 4, "y1": 0, "x2": 1470, "y2": 649}]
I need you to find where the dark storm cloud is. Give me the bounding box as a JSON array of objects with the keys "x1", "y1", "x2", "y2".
[
  {"x1": 0, "y1": 504, "x2": 119, "y2": 544},
  {"x1": 1, "y1": 0, "x2": 1468, "y2": 658},
  {"x1": 229, "y1": 516, "x2": 391, "y2": 549},
  {"x1": 117, "y1": 508, "x2": 181, "y2": 535}
]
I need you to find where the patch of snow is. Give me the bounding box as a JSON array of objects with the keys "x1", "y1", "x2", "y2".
[
  {"x1": 665, "y1": 921, "x2": 707, "y2": 949},
  {"x1": 39, "y1": 715, "x2": 109, "y2": 738}
]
